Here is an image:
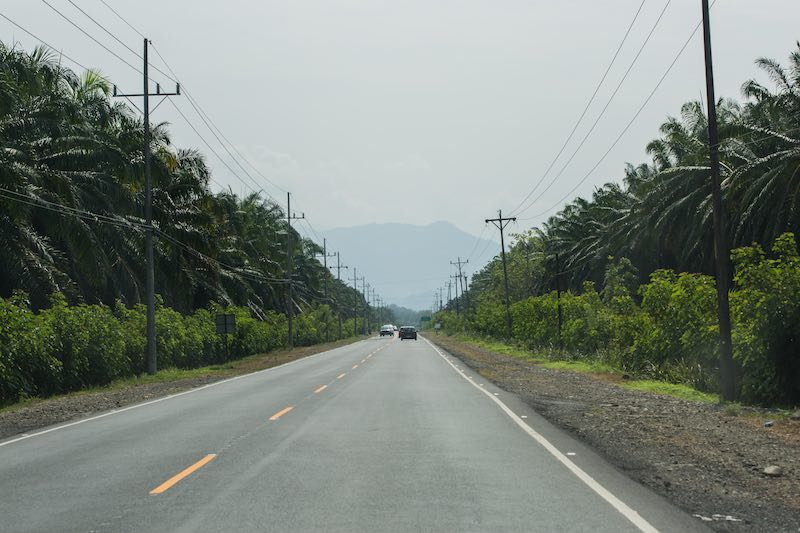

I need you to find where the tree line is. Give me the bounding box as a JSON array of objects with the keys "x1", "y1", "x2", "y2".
[
  {"x1": 440, "y1": 45, "x2": 800, "y2": 406},
  {"x1": 0, "y1": 43, "x2": 393, "y2": 401}
]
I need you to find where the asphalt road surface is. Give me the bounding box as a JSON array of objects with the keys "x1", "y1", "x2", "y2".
[{"x1": 0, "y1": 335, "x2": 708, "y2": 532}]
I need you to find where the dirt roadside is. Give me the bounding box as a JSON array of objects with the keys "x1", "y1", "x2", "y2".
[
  {"x1": 429, "y1": 334, "x2": 800, "y2": 533},
  {"x1": 0, "y1": 338, "x2": 363, "y2": 441}
]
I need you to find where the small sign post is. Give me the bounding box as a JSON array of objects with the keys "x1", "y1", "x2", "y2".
[{"x1": 215, "y1": 313, "x2": 236, "y2": 361}]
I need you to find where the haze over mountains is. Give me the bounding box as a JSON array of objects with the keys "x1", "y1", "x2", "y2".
[{"x1": 322, "y1": 222, "x2": 498, "y2": 311}]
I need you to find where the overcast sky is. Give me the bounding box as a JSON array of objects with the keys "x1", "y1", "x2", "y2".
[{"x1": 4, "y1": 0, "x2": 800, "y2": 253}]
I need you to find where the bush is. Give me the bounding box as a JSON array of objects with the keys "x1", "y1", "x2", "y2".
[{"x1": 0, "y1": 294, "x2": 350, "y2": 404}]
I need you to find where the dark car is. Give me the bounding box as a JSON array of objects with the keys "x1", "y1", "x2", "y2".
[{"x1": 399, "y1": 326, "x2": 417, "y2": 340}]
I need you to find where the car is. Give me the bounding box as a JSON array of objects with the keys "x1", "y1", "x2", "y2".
[
  {"x1": 399, "y1": 326, "x2": 417, "y2": 340},
  {"x1": 380, "y1": 324, "x2": 394, "y2": 337}
]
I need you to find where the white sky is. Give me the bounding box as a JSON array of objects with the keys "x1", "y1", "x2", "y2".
[{"x1": 4, "y1": 0, "x2": 800, "y2": 249}]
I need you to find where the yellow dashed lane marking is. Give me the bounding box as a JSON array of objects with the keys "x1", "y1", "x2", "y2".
[
  {"x1": 269, "y1": 405, "x2": 294, "y2": 421},
  {"x1": 149, "y1": 454, "x2": 216, "y2": 495},
  {"x1": 352, "y1": 364, "x2": 358, "y2": 369},
  {"x1": 314, "y1": 385, "x2": 327, "y2": 394},
  {"x1": 337, "y1": 373, "x2": 346, "y2": 379}
]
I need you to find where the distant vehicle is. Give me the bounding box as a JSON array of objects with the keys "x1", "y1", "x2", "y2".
[
  {"x1": 393, "y1": 325, "x2": 398, "y2": 331},
  {"x1": 399, "y1": 326, "x2": 417, "y2": 340},
  {"x1": 380, "y1": 325, "x2": 394, "y2": 337}
]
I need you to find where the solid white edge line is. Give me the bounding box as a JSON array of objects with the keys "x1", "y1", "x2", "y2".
[
  {"x1": 422, "y1": 337, "x2": 659, "y2": 533},
  {"x1": 0, "y1": 339, "x2": 371, "y2": 448}
]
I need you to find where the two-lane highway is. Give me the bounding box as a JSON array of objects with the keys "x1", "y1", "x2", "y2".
[{"x1": 0, "y1": 335, "x2": 707, "y2": 532}]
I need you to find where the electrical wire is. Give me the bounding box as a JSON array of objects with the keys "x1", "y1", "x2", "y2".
[
  {"x1": 0, "y1": 186, "x2": 149, "y2": 230},
  {"x1": 40, "y1": 0, "x2": 144, "y2": 75},
  {"x1": 97, "y1": 0, "x2": 145, "y2": 39},
  {"x1": 0, "y1": 12, "x2": 94, "y2": 72},
  {"x1": 149, "y1": 43, "x2": 287, "y2": 196},
  {"x1": 509, "y1": 0, "x2": 649, "y2": 216},
  {"x1": 519, "y1": 2, "x2": 715, "y2": 221},
  {"x1": 513, "y1": 0, "x2": 673, "y2": 219}
]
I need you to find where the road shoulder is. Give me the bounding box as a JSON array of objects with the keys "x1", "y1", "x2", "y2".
[{"x1": 428, "y1": 334, "x2": 800, "y2": 533}]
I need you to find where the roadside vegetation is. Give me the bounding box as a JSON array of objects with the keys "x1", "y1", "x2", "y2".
[
  {"x1": 0, "y1": 43, "x2": 391, "y2": 405},
  {"x1": 431, "y1": 44, "x2": 800, "y2": 407}
]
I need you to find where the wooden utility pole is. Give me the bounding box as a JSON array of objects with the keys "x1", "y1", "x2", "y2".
[
  {"x1": 701, "y1": 0, "x2": 736, "y2": 401},
  {"x1": 486, "y1": 210, "x2": 516, "y2": 339},
  {"x1": 334, "y1": 252, "x2": 348, "y2": 340}
]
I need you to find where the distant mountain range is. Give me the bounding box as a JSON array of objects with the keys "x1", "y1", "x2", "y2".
[{"x1": 322, "y1": 221, "x2": 498, "y2": 311}]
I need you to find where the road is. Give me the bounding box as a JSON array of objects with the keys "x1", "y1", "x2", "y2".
[{"x1": 0, "y1": 335, "x2": 707, "y2": 532}]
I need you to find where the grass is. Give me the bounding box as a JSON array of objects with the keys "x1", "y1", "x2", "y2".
[
  {"x1": 539, "y1": 359, "x2": 617, "y2": 374},
  {"x1": 436, "y1": 331, "x2": 722, "y2": 405},
  {"x1": 621, "y1": 380, "x2": 719, "y2": 404}
]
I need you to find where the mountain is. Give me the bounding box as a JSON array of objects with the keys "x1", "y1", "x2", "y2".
[{"x1": 322, "y1": 221, "x2": 498, "y2": 311}]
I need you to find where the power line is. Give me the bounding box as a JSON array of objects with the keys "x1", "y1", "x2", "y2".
[
  {"x1": 40, "y1": 0, "x2": 144, "y2": 75},
  {"x1": 0, "y1": 12, "x2": 94, "y2": 72},
  {"x1": 0, "y1": 186, "x2": 290, "y2": 286},
  {"x1": 514, "y1": 0, "x2": 673, "y2": 219},
  {"x1": 149, "y1": 43, "x2": 287, "y2": 196},
  {"x1": 166, "y1": 98, "x2": 265, "y2": 199},
  {"x1": 98, "y1": 0, "x2": 145, "y2": 39},
  {"x1": 519, "y1": 6, "x2": 712, "y2": 222},
  {"x1": 509, "y1": 0, "x2": 649, "y2": 216},
  {"x1": 65, "y1": 0, "x2": 141, "y2": 60}
]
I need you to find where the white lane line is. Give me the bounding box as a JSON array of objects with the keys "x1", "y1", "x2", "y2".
[
  {"x1": 422, "y1": 337, "x2": 658, "y2": 533},
  {"x1": 0, "y1": 340, "x2": 373, "y2": 448}
]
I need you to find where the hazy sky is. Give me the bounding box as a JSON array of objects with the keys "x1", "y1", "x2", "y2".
[{"x1": 4, "y1": 0, "x2": 800, "y2": 267}]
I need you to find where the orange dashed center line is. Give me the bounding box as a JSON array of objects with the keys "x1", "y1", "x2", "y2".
[
  {"x1": 337, "y1": 373, "x2": 346, "y2": 379},
  {"x1": 314, "y1": 385, "x2": 327, "y2": 394},
  {"x1": 269, "y1": 405, "x2": 294, "y2": 421},
  {"x1": 149, "y1": 454, "x2": 216, "y2": 495},
  {"x1": 361, "y1": 359, "x2": 366, "y2": 363},
  {"x1": 352, "y1": 364, "x2": 358, "y2": 369}
]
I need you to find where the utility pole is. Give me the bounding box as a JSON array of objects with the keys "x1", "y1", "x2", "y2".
[
  {"x1": 285, "y1": 192, "x2": 304, "y2": 349},
  {"x1": 113, "y1": 38, "x2": 180, "y2": 375},
  {"x1": 555, "y1": 253, "x2": 563, "y2": 351},
  {"x1": 352, "y1": 269, "x2": 363, "y2": 336},
  {"x1": 318, "y1": 238, "x2": 336, "y2": 342},
  {"x1": 439, "y1": 287, "x2": 444, "y2": 312},
  {"x1": 333, "y1": 252, "x2": 348, "y2": 340},
  {"x1": 486, "y1": 210, "x2": 516, "y2": 339},
  {"x1": 447, "y1": 281, "x2": 452, "y2": 309},
  {"x1": 450, "y1": 274, "x2": 461, "y2": 315},
  {"x1": 462, "y1": 274, "x2": 470, "y2": 315},
  {"x1": 701, "y1": 0, "x2": 735, "y2": 401},
  {"x1": 363, "y1": 280, "x2": 370, "y2": 335},
  {"x1": 451, "y1": 257, "x2": 468, "y2": 316}
]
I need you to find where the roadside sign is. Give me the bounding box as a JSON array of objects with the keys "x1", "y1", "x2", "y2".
[
  {"x1": 434, "y1": 322, "x2": 441, "y2": 330},
  {"x1": 215, "y1": 313, "x2": 236, "y2": 334},
  {"x1": 420, "y1": 316, "x2": 431, "y2": 322}
]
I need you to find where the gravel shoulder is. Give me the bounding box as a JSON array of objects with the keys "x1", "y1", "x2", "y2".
[
  {"x1": 0, "y1": 338, "x2": 363, "y2": 441},
  {"x1": 429, "y1": 334, "x2": 800, "y2": 533}
]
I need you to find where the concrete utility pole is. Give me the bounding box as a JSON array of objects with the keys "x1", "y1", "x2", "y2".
[
  {"x1": 701, "y1": 0, "x2": 735, "y2": 401},
  {"x1": 334, "y1": 252, "x2": 348, "y2": 340},
  {"x1": 486, "y1": 210, "x2": 516, "y2": 339},
  {"x1": 285, "y1": 192, "x2": 304, "y2": 349},
  {"x1": 113, "y1": 38, "x2": 180, "y2": 375}
]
